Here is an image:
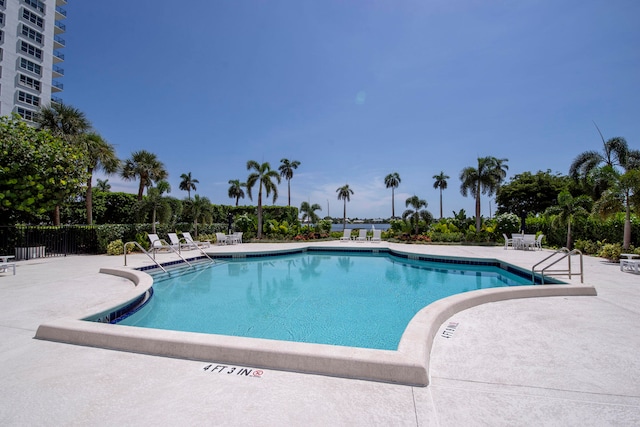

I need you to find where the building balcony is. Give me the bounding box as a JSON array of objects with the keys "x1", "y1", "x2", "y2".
[
  {"x1": 51, "y1": 96, "x2": 63, "y2": 104},
  {"x1": 56, "y1": 0, "x2": 68, "y2": 6},
  {"x1": 54, "y1": 20, "x2": 66, "y2": 34},
  {"x1": 54, "y1": 35, "x2": 65, "y2": 49},
  {"x1": 55, "y1": 6, "x2": 67, "y2": 20},
  {"x1": 52, "y1": 65, "x2": 63, "y2": 78},
  {"x1": 53, "y1": 50, "x2": 64, "y2": 63},
  {"x1": 51, "y1": 80, "x2": 63, "y2": 92}
]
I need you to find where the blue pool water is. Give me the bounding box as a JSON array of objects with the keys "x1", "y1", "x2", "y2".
[{"x1": 118, "y1": 251, "x2": 531, "y2": 350}]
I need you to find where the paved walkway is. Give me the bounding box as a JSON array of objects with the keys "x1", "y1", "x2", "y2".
[{"x1": 0, "y1": 242, "x2": 639, "y2": 426}]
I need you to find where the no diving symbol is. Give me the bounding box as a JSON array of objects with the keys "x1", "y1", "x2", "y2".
[{"x1": 441, "y1": 322, "x2": 459, "y2": 339}]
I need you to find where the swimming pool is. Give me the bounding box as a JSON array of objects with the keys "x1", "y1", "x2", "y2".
[
  {"x1": 35, "y1": 244, "x2": 596, "y2": 386},
  {"x1": 118, "y1": 251, "x2": 532, "y2": 350}
]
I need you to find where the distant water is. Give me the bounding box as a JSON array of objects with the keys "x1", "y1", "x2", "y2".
[{"x1": 330, "y1": 223, "x2": 390, "y2": 232}]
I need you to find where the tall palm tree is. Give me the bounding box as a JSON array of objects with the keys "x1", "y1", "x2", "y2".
[
  {"x1": 569, "y1": 124, "x2": 640, "y2": 194},
  {"x1": 384, "y1": 172, "x2": 401, "y2": 219},
  {"x1": 460, "y1": 156, "x2": 509, "y2": 232},
  {"x1": 37, "y1": 102, "x2": 92, "y2": 225},
  {"x1": 139, "y1": 180, "x2": 172, "y2": 234},
  {"x1": 37, "y1": 102, "x2": 91, "y2": 143},
  {"x1": 550, "y1": 190, "x2": 591, "y2": 249},
  {"x1": 121, "y1": 150, "x2": 168, "y2": 201},
  {"x1": 184, "y1": 194, "x2": 212, "y2": 238},
  {"x1": 228, "y1": 179, "x2": 247, "y2": 206},
  {"x1": 179, "y1": 172, "x2": 199, "y2": 200},
  {"x1": 336, "y1": 184, "x2": 354, "y2": 229},
  {"x1": 279, "y1": 158, "x2": 301, "y2": 207},
  {"x1": 246, "y1": 160, "x2": 281, "y2": 239},
  {"x1": 80, "y1": 132, "x2": 120, "y2": 225},
  {"x1": 432, "y1": 171, "x2": 449, "y2": 220},
  {"x1": 402, "y1": 195, "x2": 432, "y2": 235},
  {"x1": 300, "y1": 201, "x2": 322, "y2": 224}
]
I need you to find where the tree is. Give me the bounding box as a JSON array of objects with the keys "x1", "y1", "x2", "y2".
[
  {"x1": 384, "y1": 172, "x2": 401, "y2": 219},
  {"x1": 246, "y1": 160, "x2": 281, "y2": 239},
  {"x1": 496, "y1": 170, "x2": 568, "y2": 230},
  {"x1": 183, "y1": 194, "x2": 212, "y2": 238},
  {"x1": 79, "y1": 132, "x2": 119, "y2": 225},
  {"x1": 547, "y1": 190, "x2": 591, "y2": 249},
  {"x1": 0, "y1": 115, "x2": 87, "y2": 224},
  {"x1": 228, "y1": 179, "x2": 247, "y2": 206},
  {"x1": 300, "y1": 201, "x2": 322, "y2": 224},
  {"x1": 460, "y1": 156, "x2": 509, "y2": 231},
  {"x1": 96, "y1": 179, "x2": 111, "y2": 192},
  {"x1": 432, "y1": 171, "x2": 449, "y2": 220},
  {"x1": 121, "y1": 150, "x2": 168, "y2": 201},
  {"x1": 179, "y1": 172, "x2": 199, "y2": 200},
  {"x1": 36, "y1": 102, "x2": 91, "y2": 143},
  {"x1": 569, "y1": 125, "x2": 640, "y2": 198},
  {"x1": 279, "y1": 158, "x2": 301, "y2": 207},
  {"x1": 37, "y1": 102, "x2": 92, "y2": 224},
  {"x1": 336, "y1": 184, "x2": 354, "y2": 229},
  {"x1": 138, "y1": 180, "x2": 172, "y2": 234},
  {"x1": 402, "y1": 195, "x2": 433, "y2": 235}
]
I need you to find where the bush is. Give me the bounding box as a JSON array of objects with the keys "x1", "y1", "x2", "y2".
[
  {"x1": 106, "y1": 239, "x2": 124, "y2": 255},
  {"x1": 599, "y1": 243, "x2": 622, "y2": 261},
  {"x1": 574, "y1": 239, "x2": 603, "y2": 255}
]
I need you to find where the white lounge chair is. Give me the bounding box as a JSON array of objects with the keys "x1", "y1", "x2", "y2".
[
  {"x1": 355, "y1": 229, "x2": 367, "y2": 242},
  {"x1": 371, "y1": 229, "x2": 382, "y2": 242},
  {"x1": 535, "y1": 234, "x2": 544, "y2": 250},
  {"x1": 228, "y1": 232, "x2": 242, "y2": 245},
  {"x1": 167, "y1": 233, "x2": 189, "y2": 251},
  {"x1": 339, "y1": 229, "x2": 352, "y2": 241},
  {"x1": 148, "y1": 233, "x2": 172, "y2": 254},
  {"x1": 182, "y1": 232, "x2": 211, "y2": 249}
]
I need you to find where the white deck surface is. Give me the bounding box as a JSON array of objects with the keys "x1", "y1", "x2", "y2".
[{"x1": 1, "y1": 241, "x2": 639, "y2": 426}]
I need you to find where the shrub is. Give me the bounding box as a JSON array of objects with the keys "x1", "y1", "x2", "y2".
[
  {"x1": 599, "y1": 243, "x2": 622, "y2": 261},
  {"x1": 106, "y1": 239, "x2": 124, "y2": 255}
]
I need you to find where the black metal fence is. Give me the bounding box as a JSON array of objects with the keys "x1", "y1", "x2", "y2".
[{"x1": 0, "y1": 226, "x2": 98, "y2": 260}]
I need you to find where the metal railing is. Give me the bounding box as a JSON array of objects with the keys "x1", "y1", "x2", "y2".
[
  {"x1": 0, "y1": 225, "x2": 98, "y2": 260},
  {"x1": 124, "y1": 239, "x2": 194, "y2": 272},
  {"x1": 532, "y1": 248, "x2": 584, "y2": 284}
]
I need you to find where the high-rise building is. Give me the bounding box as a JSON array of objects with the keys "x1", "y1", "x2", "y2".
[{"x1": 0, "y1": 0, "x2": 67, "y2": 122}]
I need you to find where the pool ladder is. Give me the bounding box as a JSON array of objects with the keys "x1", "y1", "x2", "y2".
[
  {"x1": 532, "y1": 248, "x2": 583, "y2": 284},
  {"x1": 123, "y1": 240, "x2": 193, "y2": 273}
]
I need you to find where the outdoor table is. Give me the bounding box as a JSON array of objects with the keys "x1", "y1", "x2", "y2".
[{"x1": 621, "y1": 253, "x2": 640, "y2": 259}]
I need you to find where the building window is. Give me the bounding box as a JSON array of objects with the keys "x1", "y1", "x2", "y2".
[
  {"x1": 0, "y1": 30, "x2": 3, "y2": 43},
  {"x1": 21, "y1": 8, "x2": 44, "y2": 29},
  {"x1": 0, "y1": 12, "x2": 5, "y2": 25},
  {"x1": 19, "y1": 41, "x2": 42, "y2": 60},
  {"x1": 19, "y1": 73, "x2": 40, "y2": 91},
  {"x1": 18, "y1": 90, "x2": 40, "y2": 107},
  {"x1": 20, "y1": 24, "x2": 42, "y2": 44},
  {"x1": 17, "y1": 107, "x2": 36, "y2": 122},
  {"x1": 23, "y1": 0, "x2": 44, "y2": 14},
  {"x1": 19, "y1": 57, "x2": 41, "y2": 76}
]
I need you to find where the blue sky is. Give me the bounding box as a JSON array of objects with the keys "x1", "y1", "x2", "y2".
[{"x1": 61, "y1": 0, "x2": 640, "y2": 219}]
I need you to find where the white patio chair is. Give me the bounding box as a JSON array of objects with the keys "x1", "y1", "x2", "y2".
[
  {"x1": 355, "y1": 229, "x2": 368, "y2": 242},
  {"x1": 339, "y1": 229, "x2": 351, "y2": 241}
]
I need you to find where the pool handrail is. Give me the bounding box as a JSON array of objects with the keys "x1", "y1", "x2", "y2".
[
  {"x1": 532, "y1": 248, "x2": 583, "y2": 284},
  {"x1": 124, "y1": 240, "x2": 195, "y2": 271}
]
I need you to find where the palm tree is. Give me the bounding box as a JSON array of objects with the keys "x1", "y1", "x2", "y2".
[
  {"x1": 570, "y1": 124, "x2": 640, "y2": 194},
  {"x1": 228, "y1": 179, "x2": 247, "y2": 206},
  {"x1": 184, "y1": 194, "x2": 212, "y2": 238},
  {"x1": 460, "y1": 156, "x2": 509, "y2": 232},
  {"x1": 432, "y1": 171, "x2": 449, "y2": 219},
  {"x1": 121, "y1": 150, "x2": 168, "y2": 201},
  {"x1": 336, "y1": 184, "x2": 354, "y2": 229},
  {"x1": 246, "y1": 160, "x2": 281, "y2": 239},
  {"x1": 300, "y1": 201, "x2": 322, "y2": 224},
  {"x1": 37, "y1": 102, "x2": 91, "y2": 143},
  {"x1": 402, "y1": 195, "x2": 432, "y2": 235},
  {"x1": 384, "y1": 172, "x2": 401, "y2": 219},
  {"x1": 79, "y1": 132, "x2": 120, "y2": 225},
  {"x1": 95, "y1": 179, "x2": 111, "y2": 192},
  {"x1": 279, "y1": 158, "x2": 301, "y2": 207},
  {"x1": 179, "y1": 172, "x2": 199, "y2": 200},
  {"x1": 550, "y1": 190, "x2": 591, "y2": 249},
  {"x1": 139, "y1": 180, "x2": 172, "y2": 234},
  {"x1": 37, "y1": 102, "x2": 92, "y2": 225}
]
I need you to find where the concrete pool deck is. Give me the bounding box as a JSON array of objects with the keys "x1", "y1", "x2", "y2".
[{"x1": 1, "y1": 241, "x2": 639, "y2": 425}]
